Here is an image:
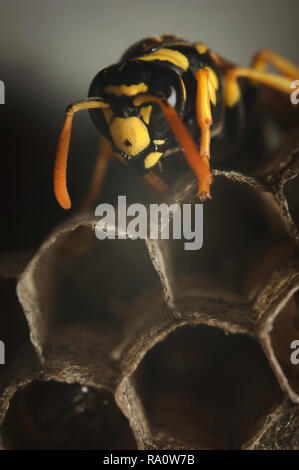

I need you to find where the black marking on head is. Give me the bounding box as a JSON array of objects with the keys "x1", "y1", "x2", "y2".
[{"x1": 124, "y1": 138, "x2": 132, "y2": 147}]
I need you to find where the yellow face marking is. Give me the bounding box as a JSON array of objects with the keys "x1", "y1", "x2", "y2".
[
  {"x1": 195, "y1": 42, "x2": 208, "y2": 54},
  {"x1": 104, "y1": 83, "x2": 148, "y2": 97},
  {"x1": 153, "y1": 139, "x2": 165, "y2": 145},
  {"x1": 138, "y1": 48, "x2": 189, "y2": 71},
  {"x1": 109, "y1": 117, "x2": 150, "y2": 156},
  {"x1": 144, "y1": 151, "x2": 163, "y2": 169},
  {"x1": 102, "y1": 108, "x2": 114, "y2": 124},
  {"x1": 205, "y1": 66, "x2": 219, "y2": 90},
  {"x1": 179, "y1": 76, "x2": 187, "y2": 101},
  {"x1": 140, "y1": 105, "x2": 152, "y2": 124}
]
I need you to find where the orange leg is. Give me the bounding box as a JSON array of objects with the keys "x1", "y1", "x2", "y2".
[
  {"x1": 194, "y1": 69, "x2": 212, "y2": 200},
  {"x1": 155, "y1": 97, "x2": 212, "y2": 201},
  {"x1": 144, "y1": 171, "x2": 170, "y2": 196},
  {"x1": 79, "y1": 137, "x2": 115, "y2": 211},
  {"x1": 134, "y1": 70, "x2": 213, "y2": 202},
  {"x1": 225, "y1": 66, "x2": 297, "y2": 108},
  {"x1": 251, "y1": 49, "x2": 299, "y2": 80}
]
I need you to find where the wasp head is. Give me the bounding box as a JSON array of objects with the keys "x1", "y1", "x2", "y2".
[{"x1": 88, "y1": 61, "x2": 185, "y2": 172}]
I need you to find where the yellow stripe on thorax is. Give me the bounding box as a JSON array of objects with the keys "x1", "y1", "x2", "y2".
[
  {"x1": 204, "y1": 67, "x2": 219, "y2": 106},
  {"x1": 138, "y1": 48, "x2": 189, "y2": 71},
  {"x1": 205, "y1": 66, "x2": 219, "y2": 90}
]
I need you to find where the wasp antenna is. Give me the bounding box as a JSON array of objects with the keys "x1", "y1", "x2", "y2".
[
  {"x1": 152, "y1": 96, "x2": 212, "y2": 200},
  {"x1": 54, "y1": 98, "x2": 109, "y2": 210},
  {"x1": 134, "y1": 93, "x2": 212, "y2": 198}
]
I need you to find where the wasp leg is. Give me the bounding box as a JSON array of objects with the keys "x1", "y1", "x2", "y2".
[
  {"x1": 80, "y1": 137, "x2": 115, "y2": 212},
  {"x1": 54, "y1": 97, "x2": 109, "y2": 209},
  {"x1": 134, "y1": 93, "x2": 212, "y2": 200},
  {"x1": 144, "y1": 171, "x2": 170, "y2": 196},
  {"x1": 194, "y1": 69, "x2": 213, "y2": 200},
  {"x1": 251, "y1": 50, "x2": 299, "y2": 80},
  {"x1": 224, "y1": 66, "x2": 296, "y2": 108}
]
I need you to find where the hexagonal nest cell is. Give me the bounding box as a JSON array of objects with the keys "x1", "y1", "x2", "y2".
[
  {"x1": 133, "y1": 324, "x2": 283, "y2": 449},
  {"x1": 0, "y1": 95, "x2": 299, "y2": 450},
  {"x1": 1, "y1": 381, "x2": 137, "y2": 450}
]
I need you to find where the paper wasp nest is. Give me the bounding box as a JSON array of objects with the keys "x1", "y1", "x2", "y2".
[{"x1": 0, "y1": 92, "x2": 298, "y2": 450}]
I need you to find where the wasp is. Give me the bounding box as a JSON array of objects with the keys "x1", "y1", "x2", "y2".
[{"x1": 54, "y1": 34, "x2": 299, "y2": 210}]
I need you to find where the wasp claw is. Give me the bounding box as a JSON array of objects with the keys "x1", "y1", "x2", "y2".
[{"x1": 197, "y1": 191, "x2": 212, "y2": 202}]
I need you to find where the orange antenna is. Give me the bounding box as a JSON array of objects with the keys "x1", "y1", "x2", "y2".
[
  {"x1": 54, "y1": 98, "x2": 109, "y2": 209},
  {"x1": 134, "y1": 93, "x2": 212, "y2": 200}
]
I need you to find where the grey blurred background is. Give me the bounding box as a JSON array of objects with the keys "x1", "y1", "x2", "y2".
[{"x1": 0, "y1": 0, "x2": 298, "y2": 249}]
